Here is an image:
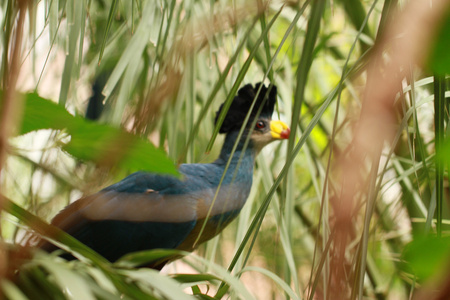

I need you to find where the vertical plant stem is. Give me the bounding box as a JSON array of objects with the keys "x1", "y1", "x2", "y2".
[
  {"x1": 289, "y1": 0, "x2": 325, "y2": 151},
  {"x1": 0, "y1": 0, "x2": 29, "y2": 278},
  {"x1": 288, "y1": 0, "x2": 326, "y2": 294},
  {"x1": 1, "y1": 0, "x2": 13, "y2": 87},
  {"x1": 434, "y1": 74, "x2": 445, "y2": 237}
]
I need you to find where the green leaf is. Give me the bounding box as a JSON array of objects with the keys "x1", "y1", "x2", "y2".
[
  {"x1": 98, "y1": 0, "x2": 119, "y2": 65},
  {"x1": 402, "y1": 235, "x2": 450, "y2": 280},
  {"x1": 19, "y1": 92, "x2": 177, "y2": 175},
  {"x1": 37, "y1": 258, "x2": 96, "y2": 300},
  {"x1": 0, "y1": 280, "x2": 29, "y2": 300},
  {"x1": 119, "y1": 269, "x2": 196, "y2": 300},
  {"x1": 114, "y1": 249, "x2": 183, "y2": 268},
  {"x1": 437, "y1": 137, "x2": 450, "y2": 165},
  {"x1": 20, "y1": 92, "x2": 79, "y2": 134},
  {"x1": 428, "y1": 8, "x2": 450, "y2": 74},
  {"x1": 171, "y1": 274, "x2": 221, "y2": 284}
]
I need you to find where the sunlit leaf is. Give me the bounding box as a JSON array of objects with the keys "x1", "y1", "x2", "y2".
[
  {"x1": 119, "y1": 269, "x2": 196, "y2": 300},
  {"x1": 19, "y1": 93, "x2": 177, "y2": 175},
  {"x1": 37, "y1": 258, "x2": 96, "y2": 300}
]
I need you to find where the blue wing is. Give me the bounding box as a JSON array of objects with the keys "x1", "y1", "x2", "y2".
[
  {"x1": 48, "y1": 171, "x2": 201, "y2": 264},
  {"x1": 46, "y1": 163, "x2": 250, "y2": 265}
]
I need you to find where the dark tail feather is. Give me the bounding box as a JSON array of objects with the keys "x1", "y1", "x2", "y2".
[{"x1": 85, "y1": 73, "x2": 109, "y2": 121}]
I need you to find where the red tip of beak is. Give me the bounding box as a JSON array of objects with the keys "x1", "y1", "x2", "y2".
[{"x1": 281, "y1": 128, "x2": 290, "y2": 139}]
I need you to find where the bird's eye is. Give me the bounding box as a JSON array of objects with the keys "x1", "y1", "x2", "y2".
[{"x1": 256, "y1": 121, "x2": 265, "y2": 129}]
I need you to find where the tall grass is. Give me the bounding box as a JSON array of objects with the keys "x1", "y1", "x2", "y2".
[{"x1": 1, "y1": 0, "x2": 450, "y2": 299}]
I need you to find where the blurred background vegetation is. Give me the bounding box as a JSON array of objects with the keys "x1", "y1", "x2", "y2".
[{"x1": 0, "y1": 0, "x2": 450, "y2": 299}]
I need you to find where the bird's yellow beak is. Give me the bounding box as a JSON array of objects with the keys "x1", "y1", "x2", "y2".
[{"x1": 270, "y1": 120, "x2": 290, "y2": 139}]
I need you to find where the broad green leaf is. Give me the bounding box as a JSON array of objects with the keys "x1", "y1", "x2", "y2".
[
  {"x1": 19, "y1": 93, "x2": 177, "y2": 175},
  {"x1": 402, "y1": 235, "x2": 450, "y2": 280},
  {"x1": 20, "y1": 92, "x2": 78, "y2": 134}
]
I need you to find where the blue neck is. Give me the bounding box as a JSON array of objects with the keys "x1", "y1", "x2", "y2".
[
  {"x1": 212, "y1": 131, "x2": 255, "y2": 187},
  {"x1": 216, "y1": 131, "x2": 255, "y2": 164}
]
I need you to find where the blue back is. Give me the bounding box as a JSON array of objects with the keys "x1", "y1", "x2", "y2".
[{"x1": 49, "y1": 132, "x2": 256, "y2": 266}]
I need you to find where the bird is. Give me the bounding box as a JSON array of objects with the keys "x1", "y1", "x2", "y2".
[{"x1": 37, "y1": 82, "x2": 290, "y2": 269}]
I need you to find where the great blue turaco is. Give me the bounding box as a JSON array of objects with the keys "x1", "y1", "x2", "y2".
[{"x1": 36, "y1": 83, "x2": 290, "y2": 269}]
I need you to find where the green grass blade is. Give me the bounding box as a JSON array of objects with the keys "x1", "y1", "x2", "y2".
[
  {"x1": 98, "y1": 0, "x2": 119, "y2": 65},
  {"x1": 434, "y1": 74, "x2": 446, "y2": 237},
  {"x1": 207, "y1": 9, "x2": 282, "y2": 152},
  {"x1": 289, "y1": 0, "x2": 326, "y2": 153},
  {"x1": 58, "y1": 0, "x2": 83, "y2": 105}
]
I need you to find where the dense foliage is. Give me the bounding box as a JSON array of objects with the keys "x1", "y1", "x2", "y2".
[{"x1": 1, "y1": 0, "x2": 450, "y2": 299}]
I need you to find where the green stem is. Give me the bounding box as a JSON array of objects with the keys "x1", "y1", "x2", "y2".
[{"x1": 434, "y1": 74, "x2": 445, "y2": 237}]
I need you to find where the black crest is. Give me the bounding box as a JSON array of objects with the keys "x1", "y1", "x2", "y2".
[{"x1": 215, "y1": 83, "x2": 277, "y2": 134}]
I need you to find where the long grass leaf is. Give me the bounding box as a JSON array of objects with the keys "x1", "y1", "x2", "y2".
[
  {"x1": 98, "y1": 0, "x2": 119, "y2": 65},
  {"x1": 434, "y1": 74, "x2": 446, "y2": 237}
]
